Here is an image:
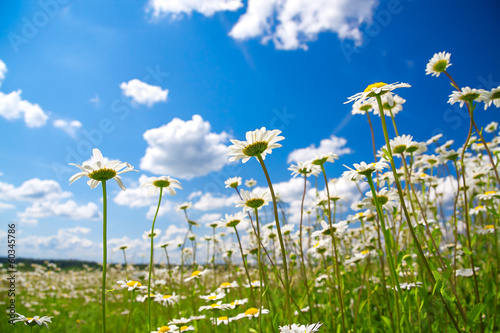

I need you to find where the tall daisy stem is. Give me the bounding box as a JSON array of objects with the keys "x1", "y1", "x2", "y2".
[
  {"x1": 320, "y1": 164, "x2": 346, "y2": 332},
  {"x1": 256, "y1": 154, "x2": 291, "y2": 323},
  {"x1": 101, "y1": 181, "x2": 108, "y2": 333},
  {"x1": 375, "y1": 94, "x2": 462, "y2": 332},
  {"x1": 255, "y1": 208, "x2": 264, "y2": 333},
  {"x1": 148, "y1": 187, "x2": 164, "y2": 333}
]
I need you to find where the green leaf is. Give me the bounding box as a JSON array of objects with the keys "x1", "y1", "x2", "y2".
[
  {"x1": 433, "y1": 278, "x2": 443, "y2": 296},
  {"x1": 249, "y1": 328, "x2": 259, "y2": 333},
  {"x1": 105, "y1": 289, "x2": 115, "y2": 294},
  {"x1": 440, "y1": 283, "x2": 456, "y2": 303},
  {"x1": 462, "y1": 247, "x2": 473, "y2": 256},
  {"x1": 467, "y1": 303, "x2": 486, "y2": 327},
  {"x1": 381, "y1": 316, "x2": 392, "y2": 330},
  {"x1": 487, "y1": 207, "x2": 500, "y2": 218}
]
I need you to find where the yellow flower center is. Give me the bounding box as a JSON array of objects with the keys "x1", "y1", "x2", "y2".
[
  {"x1": 485, "y1": 225, "x2": 495, "y2": 230},
  {"x1": 191, "y1": 270, "x2": 201, "y2": 277},
  {"x1": 484, "y1": 191, "x2": 496, "y2": 196},
  {"x1": 180, "y1": 326, "x2": 188, "y2": 331},
  {"x1": 219, "y1": 316, "x2": 228, "y2": 321},
  {"x1": 475, "y1": 206, "x2": 484, "y2": 211},
  {"x1": 27, "y1": 317, "x2": 33, "y2": 321},
  {"x1": 208, "y1": 295, "x2": 217, "y2": 300},
  {"x1": 245, "y1": 308, "x2": 259, "y2": 316},
  {"x1": 361, "y1": 250, "x2": 370, "y2": 255},
  {"x1": 364, "y1": 82, "x2": 387, "y2": 92},
  {"x1": 158, "y1": 326, "x2": 170, "y2": 332},
  {"x1": 313, "y1": 241, "x2": 320, "y2": 248},
  {"x1": 220, "y1": 282, "x2": 232, "y2": 288},
  {"x1": 163, "y1": 295, "x2": 171, "y2": 299},
  {"x1": 210, "y1": 303, "x2": 219, "y2": 308},
  {"x1": 126, "y1": 281, "x2": 141, "y2": 287}
]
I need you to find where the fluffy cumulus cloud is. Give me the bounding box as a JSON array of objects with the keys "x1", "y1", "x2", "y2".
[
  {"x1": 287, "y1": 135, "x2": 352, "y2": 163},
  {"x1": 120, "y1": 79, "x2": 168, "y2": 107},
  {"x1": 0, "y1": 90, "x2": 49, "y2": 127},
  {"x1": 193, "y1": 192, "x2": 239, "y2": 211},
  {"x1": 230, "y1": 0, "x2": 378, "y2": 50},
  {"x1": 147, "y1": 0, "x2": 243, "y2": 18},
  {"x1": 114, "y1": 175, "x2": 158, "y2": 208},
  {"x1": 0, "y1": 178, "x2": 100, "y2": 225},
  {"x1": 141, "y1": 115, "x2": 230, "y2": 179},
  {"x1": 53, "y1": 119, "x2": 82, "y2": 138}
]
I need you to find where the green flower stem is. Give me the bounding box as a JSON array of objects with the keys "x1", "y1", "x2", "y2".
[
  {"x1": 365, "y1": 174, "x2": 406, "y2": 333},
  {"x1": 256, "y1": 154, "x2": 291, "y2": 323},
  {"x1": 122, "y1": 248, "x2": 129, "y2": 280},
  {"x1": 375, "y1": 94, "x2": 462, "y2": 332},
  {"x1": 457, "y1": 101, "x2": 483, "y2": 327},
  {"x1": 234, "y1": 225, "x2": 256, "y2": 306},
  {"x1": 148, "y1": 187, "x2": 164, "y2": 333},
  {"x1": 235, "y1": 187, "x2": 308, "y2": 321},
  {"x1": 320, "y1": 164, "x2": 346, "y2": 332},
  {"x1": 101, "y1": 181, "x2": 108, "y2": 333},
  {"x1": 365, "y1": 110, "x2": 378, "y2": 165},
  {"x1": 254, "y1": 207, "x2": 264, "y2": 333},
  {"x1": 401, "y1": 156, "x2": 468, "y2": 321},
  {"x1": 124, "y1": 290, "x2": 135, "y2": 333},
  {"x1": 212, "y1": 226, "x2": 217, "y2": 289},
  {"x1": 298, "y1": 174, "x2": 313, "y2": 321},
  {"x1": 388, "y1": 109, "x2": 400, "y2": 137}
]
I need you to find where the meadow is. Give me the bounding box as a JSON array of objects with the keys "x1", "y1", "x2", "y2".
[{"x1": 2, "y1": 52, "x2": 500, "y2": 333}]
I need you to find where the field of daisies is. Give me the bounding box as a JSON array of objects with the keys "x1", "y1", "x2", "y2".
[{"x1": 3, "y1": 52, "x2": 500, "y2": 333}]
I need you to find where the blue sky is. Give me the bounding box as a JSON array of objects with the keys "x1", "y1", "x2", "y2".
[{"x1": 0, "y1": 0, "x2": 499, "y2": 263}]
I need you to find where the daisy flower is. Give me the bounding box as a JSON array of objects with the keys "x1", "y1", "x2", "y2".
[
  {"x1": 218, "y1": 212, "x2": 247, "y2": 228},
  {"x1": 184, "y1": 269, "x2": 210, "y2": 282},
  {"x1": 168, "y1": 318, "x2": 191, "y2": 326},
  {"x1": 351, "y1": 98, "x2": 375, "y2": 115},
  {"x1": 69, "y1": 148, "x2": 137, "y2": 190},
  {"x1": 342, "y1": 160, "x2": 388, "y2": 182},
  {"x1": 179, "y1": 325, "x2": 195, "y2": 332},
  {"x1": 228, "y1": 298, "x2": 248, "y2": 309},
  {"x1": 175, "y1": 201, "x2": 192, "y2": 211},
  {"x1": 245, "y1": 178, "x2": 257, "y2": 187},
  {"x1": 389, "y1": 134, "x2": 417, "y2": 154},
  {"x1": 213, "y1": 316, "x2": 231, "y2": 325},
  {"x1": 288, "y1": 162, "x2": 321, "y2": 178},
  {"x1": 374, "y1": 94, "x2": 406, "y2": 116},
  {"x1": 476, "y1": 190, "x2": 500, "y2": 201},
  {"x1": 235, "y1": 189, "x2": 271, "y2": 212},
  {"x1": 483, "y1": 85, "x2": 500, "y2": 109},
  {"x1": 199, "y1": 301, "x2": 231, "y2": 312},
  {"x1": 12, "y1": 313, "x2": 53, "y2": 328},
  {"x1": 200, "y1": 292, "x2": 226, "y2": 302},
  {"x1": 425, "y1": 51, "x2": 452, "y2": 77},
  {"x1": 227, "y1": 127, "x2": 284, "y2": 163},
  {"x1": 308, "y1": 153, "x2": 338, "y2": 166},
  {"x1": 345, "y1": 82, "x2": 411, "y2": 105},
  {"x1": 159, "y1": 293, "x2": 181, "y2": 306},
  {"x1": 141, "y1": 176, "x2": 182, "y2": 195},
  {"x1": 218, "y1": 281, "x2": 239, "y2": 292},
  {"x1": 234, "y1": 307, "x2": 270, "y2": 320},
  {"x1": 311, "y1": 220, "x2": 348, "y2": 238},
  {"x1": 143, "y1": 229, "x2": 161, "y2": 240},
  {"x1": 456, "y1": 268, "x2": 480, "y2": 277},
  {"x1": 116, "y1": 280, "x2": 148, "y2": 292},
  {"x1": 478, "y1": 225, "x2": 496, "y2": 235},
  {"x1": 362, "y1": 187, "x2": 399, "y2": 211},
  {"x1": 151, "y1": 325, "x2": 178, "y2": 333},
  {"x1": 448, "y1": 86, "x2": 488, "y2": 108},
  {"x1": 279, "y1": 322, "x2": 323, "y2": 333},
  {"x1": 225, "y1": 177, "x2": 242, "y2": 189}
]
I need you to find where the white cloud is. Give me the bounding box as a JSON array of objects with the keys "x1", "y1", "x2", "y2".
[
  {"x1": 147, "y1": 0, "x2": 243, "y2": 18},
  {"x1": 0, "y1": 202, "x2": 15, "y2": 211},
  {"x1": 18, "y1": 200, "x2": 101, "y2": 224},
  {"x1": 120, "y1": 79, "x2": 168, "y2": 107},
  {"x1": 198, "y1": 212, "x2": 222, "y2": 224},
  {"x1": 229, "y1": 0, "x2": 377, "y2": 50},
  {"x1": 0, "y1": 90, "x2": 49, "y2": 127},
  {"x1": 145, "y1": 201, "x2": 174, "y2": 220},
  {"x1": 193, "y1": 192, "x2": 239, "y2": 211},
  {"x1": 53, "y1": 119, "x2": 82, "y2": 138},
  {"x1": 90, "y1": 94, "x2": 100, "y2": 106},
  {"x1": 0, "y1": 178, "x2": 72, "y2": 202},
  {"x1": 188, "y1": 190, "x2": 203, "y2": 200},
  {"x1": 0, "y1": 60, "x2": 6, "y2": 87},
  {"x1": 287, "y1": 135, "x2": 352, "y2": 163},
  {"x1": 141, "y1": 115, "x2": 230, "y2": 179},
  {"x1": 0, "y1": 178, "x2": 100, "y2": 225},
  {"x1": 67, "y1": 226, "x2": 92, "y2": 234}
]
